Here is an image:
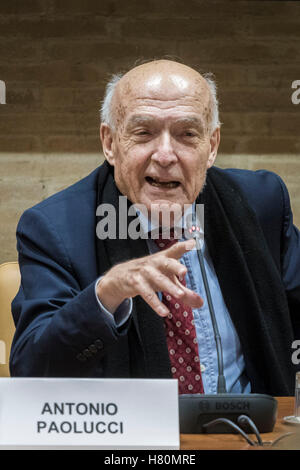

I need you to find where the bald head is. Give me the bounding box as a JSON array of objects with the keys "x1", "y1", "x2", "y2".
[
  {"x1": 101, "y1": 60, "x2": 220, "y2": 134},
  {"x1": 116, "y1": 60, "x2": 207, "y2": 101},
  {"x1": 100, "y1": 59, "x2": 221, "y2": 212}
]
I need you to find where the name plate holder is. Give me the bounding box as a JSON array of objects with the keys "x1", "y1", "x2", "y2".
[{"x1": 0, "y1": 378, "x2": 179, "y2": 449}]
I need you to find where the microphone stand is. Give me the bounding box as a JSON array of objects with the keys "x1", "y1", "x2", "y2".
[{"x1": 194, "y1": 235, "x2": 227, "y2": 394}]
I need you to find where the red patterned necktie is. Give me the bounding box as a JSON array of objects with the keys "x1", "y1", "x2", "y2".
[{"x1": 154, "y1": 231, "x2": 204, "y2": 394}]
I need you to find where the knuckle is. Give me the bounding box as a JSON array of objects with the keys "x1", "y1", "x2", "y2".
[
  {"x1": 145, "y1": 291, "x2": 154, "y2": 302},
  {"x1": 139, "y1": 262, "x2": 149, "y2": 276},
  {"x1": 164, "y1": 259, "x2": 170, "y2": 269},
  {"x1": 152, "y1": 253, "x2": 162, "y2": 266},
  {"x1": 126, "y1": 270, "x2": 135, "y2": 285}
]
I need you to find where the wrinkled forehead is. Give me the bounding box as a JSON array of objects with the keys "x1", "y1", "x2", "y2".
[{"x1": 111, "y1": 64, "x2": 212, "y2": 129}]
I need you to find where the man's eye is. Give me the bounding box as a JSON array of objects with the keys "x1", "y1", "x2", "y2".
[
  {"x1": 136, "y1": 130, "x2": 151, "y2": 136},
  {"x1": 183, "y1": 131, "x2": 196, "y2": 137}
]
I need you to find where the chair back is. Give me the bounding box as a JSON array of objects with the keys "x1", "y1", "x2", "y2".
[{"x1": 0, "y1": 262, "x2": 20, "y2": 377}]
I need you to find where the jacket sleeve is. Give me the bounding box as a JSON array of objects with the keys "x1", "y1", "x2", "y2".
[
  {"x1": 10, "y1": 206, "x2": 129, "y2": 377},
  {"x1": 279, "y1": 175, "x2": 300, "y2": 338}
]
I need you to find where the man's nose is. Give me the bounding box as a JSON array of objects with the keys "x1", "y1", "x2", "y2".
[{"x1": 151, "y1": 131, "x2": 177, "y2": 167}]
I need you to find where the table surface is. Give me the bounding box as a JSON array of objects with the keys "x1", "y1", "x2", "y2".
[{"x1": 180, "y1": 397, "x2": 298, "y2": 450}]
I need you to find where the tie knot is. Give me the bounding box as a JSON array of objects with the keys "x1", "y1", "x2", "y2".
[{"x1": 153, "y1": 228, "x2": 178, "y2": 250}]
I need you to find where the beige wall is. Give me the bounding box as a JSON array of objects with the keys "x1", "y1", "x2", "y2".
[
  {"x1": 1, "y1": 152, "x2": 299, "y2": 265},
  {"x1": 1, "y1": 1, "x2": 300, "y2": 263}
]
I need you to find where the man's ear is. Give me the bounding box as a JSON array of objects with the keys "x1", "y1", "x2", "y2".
[
  {"x1": 100, "y1": 123, "x2": 115, "y2": 165},
  {"x1": 207, "y1": 127, "x2": 220, "y2": 169}
]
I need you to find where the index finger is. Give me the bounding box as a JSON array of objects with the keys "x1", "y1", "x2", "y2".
[{"x1": 166, "y1": 239, "x2": 196, "y2": 259}]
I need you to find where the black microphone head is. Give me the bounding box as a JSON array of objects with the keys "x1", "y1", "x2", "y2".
[
  {"x1": 185, "y1": 220, "x2": 204, "y2": 251},
  {"x1": 185, "y1": 207, "x2": 204, "y2": 243},
  {"x1": 187, "y1": 225, "x2": 202, "y2": 239}
]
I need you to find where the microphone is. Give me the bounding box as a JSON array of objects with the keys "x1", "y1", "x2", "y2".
[
  {"x1": 188, "y1": 218, "x2": 227, "y2": 394},
  {"x1": 179, "y1": 215, "x2": 277, "y2": 434}
]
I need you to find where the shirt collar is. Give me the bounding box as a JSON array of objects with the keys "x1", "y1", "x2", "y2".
[{"x1": 134, "y1": 202, "x2": 195, "y2": 240}]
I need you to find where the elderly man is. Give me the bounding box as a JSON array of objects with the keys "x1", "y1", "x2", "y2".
[{"x1": 10, "y1": 60, "x2": 300, "y2": 396}]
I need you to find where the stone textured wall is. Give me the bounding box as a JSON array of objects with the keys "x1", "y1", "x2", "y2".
[{"x1": 1, "y1": 0, "x2": 300, "y2": 263}]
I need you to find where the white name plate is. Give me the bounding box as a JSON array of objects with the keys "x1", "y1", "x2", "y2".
[{"x1": 0, "y1": 378, "x2": 179, "y2": 449}]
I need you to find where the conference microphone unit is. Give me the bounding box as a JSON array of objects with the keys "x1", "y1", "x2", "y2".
[
  {"x1": 179, "y1": 393, "x2": 278, "y2": 434},
  {"x1": 179, "y1": 217, "x2": 278, "y2": 435}
]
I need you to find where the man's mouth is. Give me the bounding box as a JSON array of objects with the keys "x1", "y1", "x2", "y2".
[{"x1": 145, "y1": 176, "x2": 180, "y2": 189}]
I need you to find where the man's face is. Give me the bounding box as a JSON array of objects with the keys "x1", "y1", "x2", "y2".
[{"x1": 101, "y1": 63, "x2": 220, "y2": 216}]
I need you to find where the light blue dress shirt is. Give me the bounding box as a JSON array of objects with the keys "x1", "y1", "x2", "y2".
[{"x1": 95, "y1": 206, "x2": 251, "y2": 394}]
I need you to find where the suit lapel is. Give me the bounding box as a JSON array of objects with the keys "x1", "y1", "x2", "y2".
[
  {"x1": 203, "y1": 168, "x2": 293, "y2": 394},
  {"x1": 96, "y1": 163, "x2": 171, "y2": 378}
]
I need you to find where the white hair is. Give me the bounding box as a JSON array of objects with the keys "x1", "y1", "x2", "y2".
[
  {"x1": 100, "y1": 73, "x2": 123, "y2": 131},
  {"x1": 201, "y1": 72, "x2": 221, "y2": 132},
  {"x1": 100, "y1": 69, "x2": 220, "y2": 133}
]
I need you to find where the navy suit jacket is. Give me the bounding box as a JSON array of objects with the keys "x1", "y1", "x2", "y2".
[{"x1": 10, "y1": 165, "x2": 300, "y2": 392}]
